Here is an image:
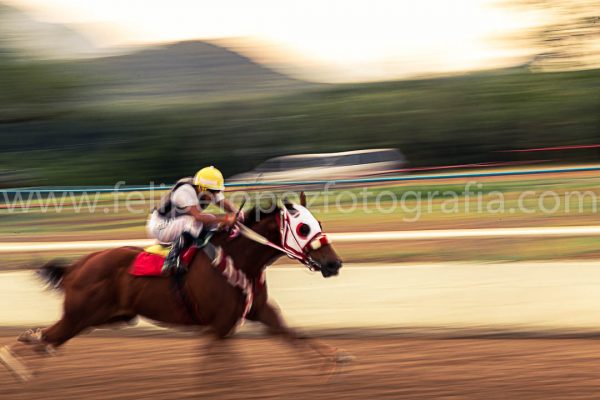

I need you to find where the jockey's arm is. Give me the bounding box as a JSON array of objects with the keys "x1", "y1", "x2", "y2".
[
  {"x1": 218, "y1": 198, "x2": 238, "y2": 214},
  {"x1": 187, "y1": 206, "x2": 235, "y2": 227}
]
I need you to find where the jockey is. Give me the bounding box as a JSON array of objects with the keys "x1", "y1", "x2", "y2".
[{"x1": 147, "y1": 166, "x2": 239, "y2": 273}]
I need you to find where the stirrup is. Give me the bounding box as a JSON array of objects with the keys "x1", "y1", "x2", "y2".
[
  {"x1": 161, "y1": 258, "x2": 178, "y2": 274},
  {"x1": 161, "y1": 247, "x2": 182, "y2": 274}
]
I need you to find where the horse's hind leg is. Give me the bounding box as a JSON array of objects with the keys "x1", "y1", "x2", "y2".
[
  {"x1": 4, "y1": 312, "x2": 103, "y2": 382},
  {"x1": 42, "y1": 304, "x2": 127, "y2": 347},
  {"x1": 25, "y1": 283, "x2": 123, "y2": 348},
  {"x1": 41, "y1": 316, "x2": 90, "y2": 347}
]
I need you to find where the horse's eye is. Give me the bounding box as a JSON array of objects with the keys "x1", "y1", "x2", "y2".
[{"x1": 297, "y1": 223, "x2": 311, "y2": 238}]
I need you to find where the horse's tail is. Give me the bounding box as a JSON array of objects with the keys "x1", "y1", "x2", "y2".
[{"x1": 38, "y1": 259, "x2": 70, "y2": 291}]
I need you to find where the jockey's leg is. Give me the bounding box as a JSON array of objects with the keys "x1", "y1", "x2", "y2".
[
  {"x1": 159, "y1": 216, "x2": 202, "y2": 274},
  {"x1": 162, "y1": 232, "x2": 195, "y2": 273}
]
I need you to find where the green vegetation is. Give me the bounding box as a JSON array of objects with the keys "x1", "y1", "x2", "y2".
[
  {"x1": 2, "y1": 66, "x2": 600, "y2": 185},
  {"x1": 1, "y1": 2, "x2": 599, "y2": 187},
  {"x1": 0, "y1": 53, "x2": 76, "y2": 123}
]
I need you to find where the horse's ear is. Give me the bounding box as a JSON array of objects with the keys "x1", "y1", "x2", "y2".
[
  {"x1": 299, "y1": 191, "x2": 307, "y2": 207},
  {"x1": 276, "y1": 197, "x2": 286, "y2": 210}
]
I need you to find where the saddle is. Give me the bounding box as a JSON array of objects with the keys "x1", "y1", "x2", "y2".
[{"x1": 130, "y1": 231, "x2": 219, "y2": 277}]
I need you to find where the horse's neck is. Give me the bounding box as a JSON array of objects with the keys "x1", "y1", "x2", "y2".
[{"x1": 218, "y1": 228, "x2": 282, "y2": 280}]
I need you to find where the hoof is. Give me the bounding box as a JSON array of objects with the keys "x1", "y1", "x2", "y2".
[
  {"x1": 334, "y1": 350, "x2": 356, "y2": 364},
  {"x1": 17, "y1": 328, "x2": 44, "y2": 345}
]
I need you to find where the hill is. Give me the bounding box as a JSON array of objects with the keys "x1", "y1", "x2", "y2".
[
  {"x1": 0, "y1": 3, "x2": 96, "y2": 59},
  {"x1": 0, "y1": 3, "x2": 316, "y2": 104},
  {"x1": 75, "y1": 41, "x2": 317, "y2": 103}
]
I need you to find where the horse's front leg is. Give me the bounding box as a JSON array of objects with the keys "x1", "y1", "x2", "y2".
[{"x1": 247, "y1": 301, "x2": 352, "y2": 363}]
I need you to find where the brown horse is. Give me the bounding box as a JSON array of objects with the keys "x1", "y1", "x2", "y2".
[{"x1": 1, "y1": 196, "x2": 345, "y2": 380}]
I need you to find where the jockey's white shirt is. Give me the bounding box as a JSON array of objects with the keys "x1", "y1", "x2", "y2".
[
  {"x1": 146, "y1": 185, "x2": 224, "y2": 244},
  {"x1": 171, "y1": 184, "x2": 199, "y2": 209}
]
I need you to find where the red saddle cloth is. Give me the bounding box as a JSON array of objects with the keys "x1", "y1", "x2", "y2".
[{"x1": 130, "y1": 247, "x2": 198, "y2": 276}]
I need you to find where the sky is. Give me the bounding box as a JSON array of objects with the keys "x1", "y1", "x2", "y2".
[{"x1": 3, "y1": 0, "x2": 540, "y2": 82}]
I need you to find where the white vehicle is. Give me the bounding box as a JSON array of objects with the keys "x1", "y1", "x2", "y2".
[{"x1": 229, "y1": 148, "x2": 405, "y2": 184}]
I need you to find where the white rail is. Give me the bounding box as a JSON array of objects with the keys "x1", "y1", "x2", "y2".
[{"x1": 2, "y1": 225, "x2": 600, "y2": 253}]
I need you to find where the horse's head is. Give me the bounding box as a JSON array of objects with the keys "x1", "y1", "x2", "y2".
[
  {"x1": 242, "y1": 193, "x2": 343, "y2": 278},
  {"x1": 278, "y1": 198, "x2": 343, "y2": 277}
]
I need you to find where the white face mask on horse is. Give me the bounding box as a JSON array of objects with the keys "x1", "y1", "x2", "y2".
[
  {"x1": 277, "y1": 203, "x2": 330, "y2": 260},
  {"x1": 274, "y1": 199, "x2": 340, "y2": 276},
  {"x1": 236, "y1": 198, "x2": 339, "y2": 276}
]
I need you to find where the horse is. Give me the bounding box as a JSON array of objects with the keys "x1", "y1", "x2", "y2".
[{"x1": 0, "y1": 195, "x2": 346, "y2": 381}]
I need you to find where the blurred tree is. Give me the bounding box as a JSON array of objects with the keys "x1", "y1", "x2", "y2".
[
  {"x1": 4, "y1": 66, "x2": 599, "y2": 185},
  {"x1": 0, "y1": 6, "x2": 76, "y2": 124},
  {"x1": 0, "y1": 56, "x2": 76, "y2": 123},
  {"x1": 508, "y1": 0, "x2": 600, "y2": 70},
  {"x1": 1, "y1": 3, "x2": 598, "y2": 185}
]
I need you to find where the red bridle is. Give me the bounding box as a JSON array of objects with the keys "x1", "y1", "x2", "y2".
[{"x1": 236, "y1": 209, "x2": 332, "y2": 270}]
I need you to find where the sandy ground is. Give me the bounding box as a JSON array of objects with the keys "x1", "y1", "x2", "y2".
[
  {"x1": 6, "y1": 262, "x2": 600, "y2": 331},
  {"x1": 3, "y1": 333, "x2": 600, "y2": 399}
]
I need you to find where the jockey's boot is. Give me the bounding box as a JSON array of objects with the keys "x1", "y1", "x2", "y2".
[{"x1": 162, "y1": 232, "x2": 193, "y2": 274}]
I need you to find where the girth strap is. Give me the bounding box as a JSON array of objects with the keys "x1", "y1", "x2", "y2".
[{"x1": 172, "y1": 271, "x2": 202, "y2": 324}]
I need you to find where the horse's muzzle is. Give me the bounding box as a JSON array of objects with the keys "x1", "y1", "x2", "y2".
[{"x1": 320, "y1": 260, "x2": 342, "y2": 278}]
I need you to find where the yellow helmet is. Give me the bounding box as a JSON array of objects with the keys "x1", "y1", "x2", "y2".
[{"x1": 193, "y1": 166, "x2": 225, "y2": 191}]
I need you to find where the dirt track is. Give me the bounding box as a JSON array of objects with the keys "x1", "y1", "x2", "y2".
[{"x1": 3, "y1": 333, "x2": 600, "y2": 399}]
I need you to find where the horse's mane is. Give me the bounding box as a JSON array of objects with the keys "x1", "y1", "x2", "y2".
[
  {"x1": 242, "y1": 204, "x2": 280, "y2": 228},
  {"x1": 210, "y1": 204, "x2": 279, "y2": 245},
  {"x1": 242, "y1": 199, "x2": 304, "y2": 228}
]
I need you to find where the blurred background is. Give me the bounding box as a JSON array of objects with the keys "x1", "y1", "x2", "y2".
[
  {"x1": 2, "y1": 1, "x2": 600, "y2": 398},
  {"x1": 1, "y1": 0, "x2": 600, "y2": 262},
  {"x1": 0, "y1": 0, "x2": 598, "y2": 186}
]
